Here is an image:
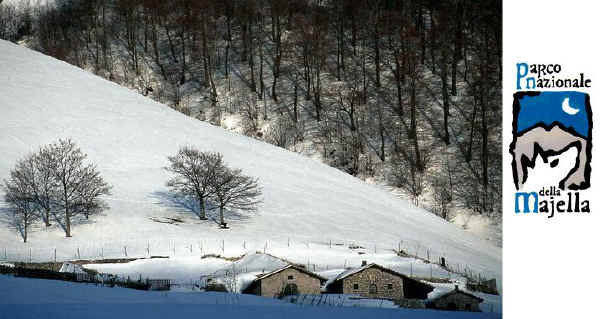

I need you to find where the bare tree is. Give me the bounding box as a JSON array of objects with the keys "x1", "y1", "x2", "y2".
[
  {"x1": 164, "y1": 147, "x2": 223, "y2": 220},
  {"x1": 212, "y1": 166, "x2": 262, "y2": 228},
  {"x1": 430, "y1": 155, "x2": 455, "y2": 220},
  {"x1": 74, "y1": 164, "x2": 111, "y2": 220},
  {"x1": 265, "y1": 116, "x2": 296, "y2": 149},
  {"x1": 32, "y1": 148, "x2": 57, "y2": 227},
  {"x1": 46, "y1": 138, "x2": 111, "y2": 237},
  {"x1": 2, "y1": 158, "x2": 41, "y2": 243}
]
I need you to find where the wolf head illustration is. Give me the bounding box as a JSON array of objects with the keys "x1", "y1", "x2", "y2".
[{"x1": 510, "y1": 91, "x2": 592, "y2": 190}]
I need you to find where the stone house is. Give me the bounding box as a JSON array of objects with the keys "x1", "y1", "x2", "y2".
[
  {"x1": 326, "y1": 262, "x2": 433, "y2": 300},
  {"x1": 242, "y1": 264, "x2": 327, "y2": 298},
  {"x1": 427, "y1": 286, "x2": 484, "y2": 312}
]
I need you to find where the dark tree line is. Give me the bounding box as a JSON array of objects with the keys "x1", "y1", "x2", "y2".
[
  {"x1": 2, "y1": 139, "x2": 111, "y2": 242},
  {"x1": 2, "y1": 0, "x2": 501, "y2": 220}
]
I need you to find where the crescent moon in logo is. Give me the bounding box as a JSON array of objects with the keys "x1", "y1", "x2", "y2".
[{"x1": 562, "y1": 97, "x2": 580, "y2": 115}]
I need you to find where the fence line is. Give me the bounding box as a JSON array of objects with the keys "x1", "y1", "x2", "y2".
[{"x1": 0, "y1": 235, "x2": 492, "y2": 285}]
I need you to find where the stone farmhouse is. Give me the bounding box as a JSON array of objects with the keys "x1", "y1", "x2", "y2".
[
  {"x1": 325, "y1": 262, "x2": 433, "y2": 300},
  {"x1": 427, "y1": 285, "x2": 484, "y2": 312},
  {"x1": 242, "y1": 264, "x2": 327, "y2": 298}
]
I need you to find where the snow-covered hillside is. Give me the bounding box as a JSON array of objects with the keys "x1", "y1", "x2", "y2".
[{"x1": 0, "y1": 40, "x2": 501, "y2": 292}]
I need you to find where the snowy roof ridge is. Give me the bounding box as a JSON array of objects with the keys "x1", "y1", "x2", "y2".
[
  {"x1": 430, "y1": 287, "x2": 484, "y2": 302},
  {"x1": 254, "y1": 264, "x2": 327, "y2": 282},
  {"x1": 332, "y1": 263, "x2": 411, "y2": 282}
]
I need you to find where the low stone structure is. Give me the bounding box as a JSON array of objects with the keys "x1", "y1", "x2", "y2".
[
  {"x1": 148, "y1": 279, "x2": 171, "y2": 291},
  {"x1": 427, "y1": 286, "x2": 484, "y2": 312},
  {"x1": 242, "y1": 265, "x2": 327, "y2": 298},
  {"x1": 326, "y1": 262, "x2": 433, "y2": 300}
]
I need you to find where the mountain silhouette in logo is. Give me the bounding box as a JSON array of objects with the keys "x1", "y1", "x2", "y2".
[{"x1": 510, "y1": 91, "x2": 592, "y2": 190}]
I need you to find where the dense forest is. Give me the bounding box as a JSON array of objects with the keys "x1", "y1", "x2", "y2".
[{"x1": 0, "y1": 0, "x2": 502, "y2": 228}]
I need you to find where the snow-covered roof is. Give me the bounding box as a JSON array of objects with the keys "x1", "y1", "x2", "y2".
[
  {"x1": 255, "y1": 264, "x2": 327, "y2": 282},
  {"x1": 429, "y1": 287, "x2": 484, "y2": 302},
  {"x1": 59, "y1": 262, "x2": 87, "y2": 274},
  {"x1": 331, "y1": 263, "x2": 411, "y2": 283}
]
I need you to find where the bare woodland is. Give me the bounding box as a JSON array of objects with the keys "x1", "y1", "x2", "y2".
[{"x1": 1, "y1": 0, "x2": 501, "y2": 223}]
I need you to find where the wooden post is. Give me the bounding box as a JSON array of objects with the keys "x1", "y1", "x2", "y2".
[
  {"x1": 124, "y1": 246, "x2": 127, "y2": 257},
  {"x1": 54, "y1": 248, "x2": 56, "y2": 263},
  {"x1": 430, "y1": 264, "x2": 433, "y2": 280}
]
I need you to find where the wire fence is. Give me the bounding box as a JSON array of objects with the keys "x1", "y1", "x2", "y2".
[{"x1": 0, "y1": 235, "x2": 495, "y2": 287}]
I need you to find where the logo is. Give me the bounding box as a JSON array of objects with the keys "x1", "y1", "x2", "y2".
[{"x1": 511, "y1": 63, "x2": 592, "y2": 218}]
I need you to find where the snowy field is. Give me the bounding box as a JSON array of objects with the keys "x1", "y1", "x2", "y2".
[
  {"x1": 0, "y1": 275, "x2": 501, "y2": 319},
  {"x1": 0, "y1": 39, "x2": 501, "y2": 313}
]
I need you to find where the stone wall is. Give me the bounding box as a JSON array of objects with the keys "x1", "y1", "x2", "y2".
[
  {"x1": 259, "y1": 268, "x2": 322, "y2": 297},
  {"x1": 430, "y1": 292, "x2": 482, "y2": 312},
  {"x1": 342, "y1": 268, "x2": 404, "y2": 299}
]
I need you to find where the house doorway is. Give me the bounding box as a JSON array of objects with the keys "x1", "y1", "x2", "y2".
[{"x1": 283, "y1": 283, "x2": 299, "y2": 296}]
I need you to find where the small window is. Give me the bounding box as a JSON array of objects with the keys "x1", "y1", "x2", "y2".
[
  {"x1": 387, "y1": 284, "x2": 393, "y2": 290},
  {"x1": 369, "y1": 284, "x2": 377, "y2": 293},
  {"x1": 288, "y1": 275, "x2": 294, "y2": 280},
  {"x1": 353, "y1": 283, "x2": 359, "y2": 290}
]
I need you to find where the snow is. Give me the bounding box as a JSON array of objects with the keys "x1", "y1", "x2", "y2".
[
  {"x1": 0, "y1": 39, "x2": 501, "y2": 309},
  {"x1": 0, "y1": 275, "x2": 501, "y2": 318},
  {"x1": 58, "y1": 262, "x2": 86, "y2": 274}
]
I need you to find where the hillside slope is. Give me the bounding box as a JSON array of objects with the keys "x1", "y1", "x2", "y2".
[{"x1": 0, "y1": 40, "x2": 500, "y2": 285}]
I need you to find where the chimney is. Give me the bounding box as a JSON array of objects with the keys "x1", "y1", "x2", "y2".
[{"x1": 362, "y1": 260, "x2": 367, "y2": 266}]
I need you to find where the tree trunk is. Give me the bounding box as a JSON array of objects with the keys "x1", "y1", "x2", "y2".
[
  {"x1": 293, "y1": 77, "x2": 298, "y2": 122},
  {"x1": 410, "y1": 77, "x2": 422, "y2": 171},
  {"x1": 219, "y1": 205, "x2": 225, "y2": 225},
  {"x1": 43, "y1": 208, "x2": 51, "y2": 227},
  {"x1": 199, "y1": 196, "x2": 207, "y2": 220},
  {"x1": 393, "y1": 50, "x2": 403, "y2": 116},
  {"x1": 65, "y1": 209, "x2": 71, "y2": 237},
  {"x1": 441, "y1": 48, "x2": 450, "y2": 145},
  {"x1": 466, "y1": 97, "x2": 476, "y2": 162}
]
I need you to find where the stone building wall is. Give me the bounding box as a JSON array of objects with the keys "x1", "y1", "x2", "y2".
[
  {"x1": 259, "y1": 268, "x2": 322, "y2": 297},
  {"x1": 342, "y1": 268, "x2": 404, "y2": 299},
  {"x1": 430, "y1": 292, "x2": 482, "y2": 312}
]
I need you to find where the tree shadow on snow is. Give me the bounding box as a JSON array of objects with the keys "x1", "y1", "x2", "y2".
[
  {"x1": 0, "y1": 206, "x2": 20, "y2": 235},
  {"x1": 150, "y1": 191, "x2": 251, "y2": 226}
]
